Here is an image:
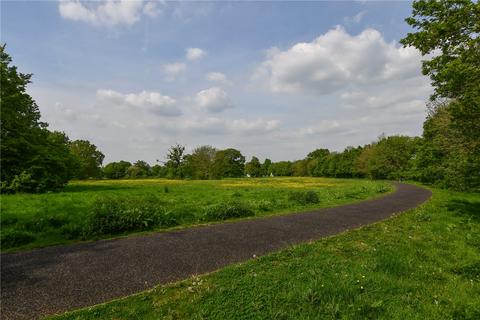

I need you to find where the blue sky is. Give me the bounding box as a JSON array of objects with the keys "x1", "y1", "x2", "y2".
[{"x1": 2, "y1": 1, "x2": 431, "y2": 164}]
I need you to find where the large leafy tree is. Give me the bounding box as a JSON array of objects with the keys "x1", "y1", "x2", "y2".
[
  {"x1": 1, "y1": 45, "x2": 46, "y2": 184},
  {"x1": 1, "y1": 45, "x2": 77, "y2": 192},
  {"x1": 185, "y1": 145, "x2": 217, "y2": 180},
  {"x1": 401, "y1": 0, "x2": 480, "y2": 190},
  {"x1": 70, "y1": 140, "x2": 105, "y2": 179},
  {"x1": 212, "y1": 148, "x2": 245, "y2": 178}
]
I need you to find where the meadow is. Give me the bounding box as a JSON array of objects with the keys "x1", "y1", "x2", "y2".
[
  {"x1": 50, "y1": 186, "x2": 480, "y2": 320},
  {"x1": 1, "y1": 177, "x2": 391, "y2": 252}
]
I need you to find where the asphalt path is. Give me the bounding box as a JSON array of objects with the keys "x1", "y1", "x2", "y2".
[{"x1": 1, "y1": 182, "x2": 431, "y2": 319}]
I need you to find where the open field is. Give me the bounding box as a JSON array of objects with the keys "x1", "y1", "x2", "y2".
[
  {"x1": 49, "y1": 186, "x2": 480, "y2": 320},
  {"x1": 1, "y1": 177, "x2": 390, "y2": 252}
]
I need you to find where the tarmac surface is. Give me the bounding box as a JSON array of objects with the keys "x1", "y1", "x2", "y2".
[{"x1": 1, "y1": 182, "x2": 431, "y2": 319}]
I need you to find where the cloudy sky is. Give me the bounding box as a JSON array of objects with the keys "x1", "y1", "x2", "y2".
[{"x1": 2, "y1": 0, "x2": 432, "y2": 164}]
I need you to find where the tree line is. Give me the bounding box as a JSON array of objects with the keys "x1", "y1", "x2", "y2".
[{"x1": 1, "y1": 0, "x2": 478, "y2": 193}]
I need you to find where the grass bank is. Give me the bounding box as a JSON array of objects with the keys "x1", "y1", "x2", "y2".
[
  {"x1": 51, "y1": 186, "x2": 480, "y2": 319},
  {"x1": 1, "y1": 177, "x2": 390, "y2": 252}
]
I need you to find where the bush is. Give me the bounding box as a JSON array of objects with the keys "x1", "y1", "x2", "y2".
[
  {"x1": 86, "y1": 195, "x2": 177, "y2": 236},
  {"x1": 288, "y1": 190, "x2": 320, "y2": 205},
  {"x1": 203, "y1": 201, "x2": 254, "y2": 221},
  {"x1": 1, "y1": 229, "x2": 35, "y2": 248}
]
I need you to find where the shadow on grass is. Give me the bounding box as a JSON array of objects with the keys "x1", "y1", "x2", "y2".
[{"x1": 446, "y1": 199, "x2": 480, "y2": 222}]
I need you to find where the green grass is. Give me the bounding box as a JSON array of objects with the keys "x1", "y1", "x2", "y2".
[
  {"x1": 0, "y1": 177, "x2": 390, "y2": 252},
  {"x1": 49, "y1": 186, "x2": 480, "y2": 320}
]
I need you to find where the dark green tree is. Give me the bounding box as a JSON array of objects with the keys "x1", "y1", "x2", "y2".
[
  {"x1": 70, "y1": 140, "x2": 105, "y2": 179},
  {"x1": 185, "y1": 145, "x2": 217, "y2": 179},
  {"x1": 261, "y1": 158, "x2": 272, "y2": 177},
  {"x1": 212, "y1": 148, "x2": 245, "y2": 178},
  {"x1": 245, "y1": 156, "x2": 262, "y2": 177},
  {"x1": 401, "y1": 0, "x2": 480, "y2": 190},
  {"x1": 1, "y1": 45, "x2": 76, "y2": 192},
  {"x1": 270, "y1": 161, "x2": 292, "y2": 176},
  {"x1": 103, "y1": 161, "x2": 131, "y2": 179}
]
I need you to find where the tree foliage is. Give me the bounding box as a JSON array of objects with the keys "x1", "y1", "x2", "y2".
[
  {"x1": 245, "y1": 156, "x2": 262, "y2": 177},
  {"x1": 103, "y1": 161, "x2": 132, "y2": 179},
  {"x1": 0, "y1": 45, "x2": 80, "y2": 193},
  {"x1": 70, "y1": 140, "x2": 105, "y2": 179},
  {"x1": 401, "y1": 0, "x2": 480, "y2": 191}
]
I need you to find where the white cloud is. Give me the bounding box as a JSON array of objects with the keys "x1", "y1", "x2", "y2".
[
  {"x1": 96, "y1": 89, "x2": 181, "y2": 116},
  {"x1": 186, "y1": 48, "x2": 206, "y2": 61},
  {"x1": 143, "y1": 1, "x2": 162, "y2": 18},
  {"x1": 58, "y1": 0, "x2": 158, "y2": 27},
  {"x1": 231, "y1": 118, "x2": 280, "y2": 134},
  {"x1": 252, "y1": 26, "x2": 424, "y2": 95},
  {"x1": 206, "y1": 72, "x2": 232, "y2": 86},
  {"x1": 163, "y1": 62, "x2": 187, "y2": 79},
  {"x1": 195, "y1": 87, "x2": 233, "y2": 113}
]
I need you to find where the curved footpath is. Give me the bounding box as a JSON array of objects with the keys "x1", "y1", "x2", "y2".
[{"x1": 1, "y1": 182, "x2": 431, "y2": 319}]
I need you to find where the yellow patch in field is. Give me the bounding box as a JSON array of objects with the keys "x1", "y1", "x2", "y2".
[{"x1": 218, "y1": 178, "x2": 336, "y2": 189}]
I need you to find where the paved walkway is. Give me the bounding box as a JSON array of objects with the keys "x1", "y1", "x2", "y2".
[{"x1": 1, "y1": 183, "x2": 431, "y2": 319}]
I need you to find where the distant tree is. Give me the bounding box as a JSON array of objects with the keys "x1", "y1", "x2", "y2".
[
  {"x1": 306, "y1": 149, "x2": 330, "y2": 177},
  {"x1": 0, "y1": 45, "x2": 76, "y2": 192},
  {"x1": 166, "y1": 144, "x2": 186, "y2": 178},
  {"x1": 133, "y1": 160, "x2": 151, "y2": 177},
  {"x1": 361, "y1": 136, "x2": 420, "y2": 180},
  {"x1": 261, "y1": 158, "x2": 272, "y2": 176},
  {"x1": 185, "y1": 145, "x2": 217, "y2": 179},
  {"x1": 292, "y1": 159, "x2": 308, "y2": 177},
  {"x1": 151, "y1": 164, "x2": 168, "y2": 178},
  {"x1": 103, "y1": 161, "x2": 131, "y2": 179},
  {"x1": 270, "y1": 161, "x2": 293, "y2": 176},
  {"x1": 125, "y1": 161, "x2": 151, "y2": 179},
  {"x1": 212, "y1": 148, "x2": 245, "y2": 178},
  {"x1": 245, "y1": 156, "x2": 262, "y2": 177},
  {"x1": 70, "y1": 140, "x2": 105, "y2": 179}
]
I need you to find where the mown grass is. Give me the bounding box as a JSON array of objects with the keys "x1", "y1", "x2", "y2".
[
  {"x1": 0, "y1": 177, "x2": 390, "y2": 252},
  {"x1": 50, "y1": 187, "x2": 480, "y2": 320}
]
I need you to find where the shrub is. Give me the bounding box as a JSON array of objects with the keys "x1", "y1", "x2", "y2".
[
  {"x1": 203, "y1": 201, "x2": 254, "y2": 221},
  {"x1": 288, "y1": 190, "x2": 320, "y2": 205},
  {"x1": 256, "y1": 199, "x2": 272, "y2": 211},
  {"x1": 86, "y1": 195, "x2": 177, "y2": 236},
  {"x1": 1, "y1": 229, "x2": 35, "y2": 248}
]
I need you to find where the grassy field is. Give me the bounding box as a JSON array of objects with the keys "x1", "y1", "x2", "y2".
[
  {"x1": 50, "y1": 186, "x2": 480, "y2": 320},
  {"x1": 1, "y1": 177, "x2": 390, "y2": 252}
]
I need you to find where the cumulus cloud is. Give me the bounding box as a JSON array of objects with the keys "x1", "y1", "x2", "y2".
[
  {"x1": 163, "y1": 62, "x2": 187, "y2": 79},
  {"x1": 206, "y1": 72, "x2": 232, "y2": 86},
  {"x1": 186, "y1": 48, "x2": 206, "y2": 61},
  {"x1": 58, "y1": 0, "x2": 159, "y2": 27},
  {"x1": 195, "y1": 87, "x2": 233, "y2": 113},
  {"x1": 231, "y1": 118, "x2": 280, "y2": 134},
  {"x1": 252, "y1": 26, "x2": 424, "y2": 95},
  {"x1": 96, "y1": 89, "x2": 181, "y2": 116}
]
